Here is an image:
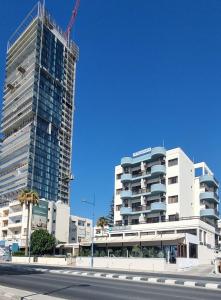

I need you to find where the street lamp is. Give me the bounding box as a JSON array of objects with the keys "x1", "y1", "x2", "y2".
[{"x1": 82, "y1": 194, "x2": 95, "y2": 268}]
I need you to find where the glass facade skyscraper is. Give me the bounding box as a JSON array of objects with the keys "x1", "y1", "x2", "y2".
[{"x1": 0, "y1": 3, "x2": 78, "y2": 204}]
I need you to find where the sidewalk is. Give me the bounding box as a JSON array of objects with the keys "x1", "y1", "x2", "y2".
[{"x1": 0, "y1": 285, "x2": 62, "y2": 300}]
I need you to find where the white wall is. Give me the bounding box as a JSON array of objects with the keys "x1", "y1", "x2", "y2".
[
  {"x1": 198, "y1": 245, "x2": 214, "y2": 264},
  {"x1": 176, "y1": 258, "x2": 199, "y2": 269},
  {"x1": 54, "y1": 201, "x2": 70, "y2": 243},
  {"x1": 114, "y1": 165, "x2": 123, "y2": 224},
  {"x1": 76, "y1": 257, "x2": 166, "y2": 271},
  {"x1": 166, "y1": 148, "x2": 194, "y2": 219}
]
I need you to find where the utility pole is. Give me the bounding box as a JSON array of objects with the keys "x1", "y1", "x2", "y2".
[{"x1": 82, "y1": 194, "x2": 95, "y2": 268}]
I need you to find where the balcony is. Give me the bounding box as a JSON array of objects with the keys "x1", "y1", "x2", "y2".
[
  {"x1": 121, "y1": 173, "x2": 132, "y2": 183},
  {"x1": 120, "y1": 190, "x2": 132, "y2": 199},
  {"x1": 200, "y1": 208, "x2": 219, "y2": 220},
  {"x1": 121, "y1": 157, "x2": 132, "y2": 167},
  {"x1": 150, "y1": 202, "x2": 166, "y2": 212},
  {"x1": 9, "y1": 210, "x2": 23, "y2": 217},
  {"x1": 200, "y1": 174, "x2": 219, "y2": 187},
  {"x1": 120, "y1": 207, "x2": 133, "y2": 215},
  {"x1": 151, "y1": 147, "x2": 166, "y2": 158},
  {"x1": 151, "y1": 183, "x2": 166, "y2": 195},
  {"x1": 200, "y1": 192, "x2": 219, "y2": 204},
  {"x1": 151, "y1": 164, "x2": 166, "y2": 176},
  {"x1": 7, "y1": 222, "x2": 22, "y2": 228}
]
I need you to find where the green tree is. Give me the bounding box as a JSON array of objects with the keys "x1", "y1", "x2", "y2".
[
  {"x1": 96, "y1": 216, "x2": 108, "y2": 235},
  {"x1": 18, "y1": 189, "x2": 39, "y2": 256},
  {"x1": 131, "y1": 245, "x2": 143, "y2": 257},
  {"x1": 30, "y1": 229, "x2": 56, "y2": 256}
]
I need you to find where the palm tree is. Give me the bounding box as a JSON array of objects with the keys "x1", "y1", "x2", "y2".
[
  {"x1": 96, "y1": 216, "x2": 108, "y2": 235},
  {"x1": 18, "y1": 189, "x2": 39, "y2": 256}
]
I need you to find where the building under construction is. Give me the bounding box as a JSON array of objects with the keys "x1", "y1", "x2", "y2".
[{"x1": 0, "y1": 2, "x2": 79, "y2": 204}]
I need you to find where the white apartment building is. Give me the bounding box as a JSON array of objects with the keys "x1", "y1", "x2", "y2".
[
  {"x1": 0, "y1": 199, "x2": 92, "y2": 253},
  {"x1": 69, "y1": 216, "x2": 92, "y2": 244},
  {"x1": 92, "y1": 147, "x2": 220, "y2": 265}
]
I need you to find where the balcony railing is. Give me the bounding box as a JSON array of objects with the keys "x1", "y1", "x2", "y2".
[
  {"x1": 199, "y1": 174, "x2": 219, "y2": 187},
  {"x1": 200, "y1": 191, "x2": 219, "y2": 204},
  {"x1": 200, "y1": 208, "x2": 219, "y2": 219}
]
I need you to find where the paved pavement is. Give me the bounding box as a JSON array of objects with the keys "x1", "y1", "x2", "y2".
[
  {"x1": 0, "y1": 285, "x2": 62, "y2": 300},
  {"x1": 0, "y1": 263, "x2": 220, "y2": 299}
]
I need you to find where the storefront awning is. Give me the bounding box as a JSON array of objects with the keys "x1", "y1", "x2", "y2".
[{"x1": 81, "y1": 234, "x2": 185, "y2": 246}]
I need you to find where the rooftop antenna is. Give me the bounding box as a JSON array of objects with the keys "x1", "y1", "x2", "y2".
[{"x1": 162, "y1": 139, "x2": 165, "y2": 147}]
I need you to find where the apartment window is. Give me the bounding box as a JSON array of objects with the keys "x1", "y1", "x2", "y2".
[
  {"x1": 199, "y1": 230, "x2": 202, "y2": 243},
  {"x1": 161, "y1": 215, "x2": 166, "y2": 222},
  {"x1": 169, "y1": 214, "x2": 179, "y2": 221},
  {"x1": 124, "y1": 219, "x2": 128, "y2": 225},
  {"x1": 168, "y1": 176, "x2": 178, "y2": 184},
  {"x1": 189, "y1": 243, "x2": 198, "y2": 258},
  {"x1": 157, "y1": 230, "x2": 174, "y2": 235},
  {"x1": 87, "y1": 223, "x2": 90, "y2": 227},
  {"x1": 177, "y1": 244, "x2": 187, "y2": 258},
  {"x1": 78, "y1": 220, "x2": 85, "y2": 226},
  {"x1": 116, "y1": 174, "x2": 121, "y2": 180},
  {"x1": 146, "y1": 217, "x2": 159, "y2": 223},
  {"x1": 177, "y1": 229, "x2": 197, "y2": 236},
  {"x1": 110, "y1": 234, "x2": 123, "y2": 238},
  {"x1": 125, "y1": 232, "x2": 138, "y2": 236},
  {"x1": 116, "y1": 189, "x2": 122, "y2": 195},
  {"x1": 131, "y1": 219, "x2": 139, "y2": 225},
  {"x1": 140, "y1": 232, "x2": 155, "y2": 236},
  {"x1": 132, "y1": 202, "x2": 141, "y2": 209},
  {"x1": 168, "y1": 158, "x2": 178, "y2": 167},
  {"x1": 115, "y1": 220, "x2": 122, "y2": 226},
  {"x1": 204, "y1": 231, "x2": 207, "y2": 245},
  {"x1": 116, "y1": 205, "x2": 122, "y2": 211},
  {"x1": 168, "y1": 195, "x2": 178, "y2": 204}
]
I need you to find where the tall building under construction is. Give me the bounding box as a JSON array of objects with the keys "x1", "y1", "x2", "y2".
[{"x1": 0, "y1": 2, "x2": 79, "y2": 204}]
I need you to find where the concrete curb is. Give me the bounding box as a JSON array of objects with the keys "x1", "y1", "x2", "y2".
[{"x1": 30, "y1": 267, "x2": 221, "y2": 291}]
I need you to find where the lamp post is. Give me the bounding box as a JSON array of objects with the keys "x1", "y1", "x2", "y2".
[{"x1": 82, "y1": 194, "x2": 95, "y2": 268}]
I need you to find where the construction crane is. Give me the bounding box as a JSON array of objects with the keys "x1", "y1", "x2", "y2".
[{"x1": 65, "y1": 0, "x2": 80, "y2": 40}]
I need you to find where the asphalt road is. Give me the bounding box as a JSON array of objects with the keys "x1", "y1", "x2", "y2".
[
  {"x1": 6, "y1": 263, "x2": 221, "y2": 283},
  {"x1": 0, "y1": 264, "x2": 221, "y2": 300}
]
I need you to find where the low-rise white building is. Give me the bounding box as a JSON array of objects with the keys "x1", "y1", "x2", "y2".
[
  {"x1": 0, "y1": 199, "x2": 92, "y2": 252},
  {"x1": 69, "y1": 215, "x2": 92, "y2": 244},
  {"x1": 91, "y1": 147, "x2": 220, "y2": 266}
]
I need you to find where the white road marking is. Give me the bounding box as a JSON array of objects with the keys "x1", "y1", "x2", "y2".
[
  {"x1": 133, "y1": 276, "x2": 142, "y2": 281},
  {"x1": 184, "y1": 281, "x2": 196, "y2": 287},
  {"x1": 205, "y1": 283, "x2": 219, "y2": 289},
  {"x1": 147, "y1": 277, "x2": 158, "y2": 283},
  {"x1": 94, "y1": 273, "x2": 102, "y2": 277},
  {"x1": 118, "y1": 275, "x2": 127, "y2": 279},
  {"x1": 165, "y1": 279, "x2": 176, "y2": 285},
  {"x1": 106, "y1": 274, "x2": 115, "y2": 278}
]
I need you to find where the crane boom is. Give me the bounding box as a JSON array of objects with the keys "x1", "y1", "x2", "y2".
[{"x1": 65, "y1": 0, "x2": 80, "y2": 39}]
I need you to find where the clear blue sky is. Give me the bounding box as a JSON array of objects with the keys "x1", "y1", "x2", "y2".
[{"x1": 0, "y1": 1, "x2": 221, "y2": 220}]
